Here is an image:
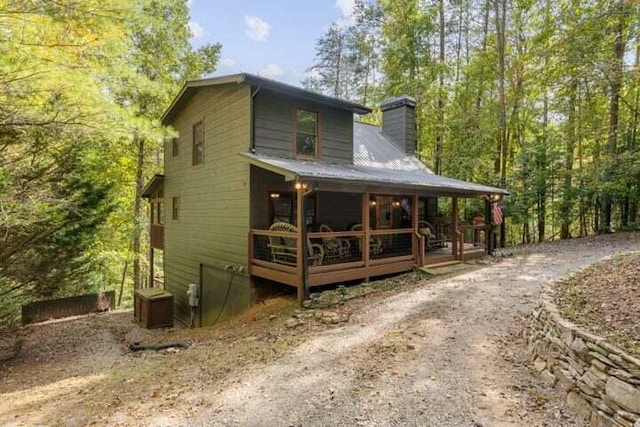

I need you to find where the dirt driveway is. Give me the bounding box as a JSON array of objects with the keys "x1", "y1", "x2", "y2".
[{"x1": 2, "y1": 233, "x2": 639, "y2": 427}]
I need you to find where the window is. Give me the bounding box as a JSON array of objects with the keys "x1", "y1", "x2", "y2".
[
  {"x1": 172, "y1": 196, "x2": 179, "y2": 220},
  {"x1": 269, "y1": 192, "x2": 316, "y2": 229},
  {"x1": 295, "y1": 109, "x2": 318, "y2": 158},
  {"x1": 192, "y1": 121, "x2": 204, "y2": 165},
  {"x1": 171, "y1": 137, "x2": 179, "y2": 157}
]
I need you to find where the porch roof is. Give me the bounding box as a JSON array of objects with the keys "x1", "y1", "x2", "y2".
[
  {"x1": 242, "y1": 153, "x2": 508, "y2": 197},
  {"x1": 141, "y1": 174, "x2": 164, "y2": 199}
]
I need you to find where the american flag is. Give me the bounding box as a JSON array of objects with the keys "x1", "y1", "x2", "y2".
[{"x1": 492, "y1": 202, "x2": 504, "y2": 225}]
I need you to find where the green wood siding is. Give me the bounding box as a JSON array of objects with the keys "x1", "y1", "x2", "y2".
[
  {"x1": 253, "y1": 88, "x2": 353, "y2": 164},
  {"x1": 163, "y1": 84, "x2": 252, "y2": 325}
]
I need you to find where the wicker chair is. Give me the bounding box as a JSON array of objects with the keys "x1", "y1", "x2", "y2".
[
  {"x1": 268, "y1": 222, "x2": 324, "y2": 266},
  {"x1": 350, "y1": 224, "x2": 383, "y2": 255},
  {"x1": 318, "y1": 224, "x2": 351, "y2": 262},
  {"x1": 418, "y1": 220, "x2": 448, "y2": 250}
]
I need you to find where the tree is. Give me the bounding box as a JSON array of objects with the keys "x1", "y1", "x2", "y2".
[
  {"x1": 0, "y1": 0, "x2": 133, "y2": 324},
  {"x1": 0, "y1": 0, "x2": 220, "y2": 325},
  {"x1": 113, "y1": 0, "x2": 220, "y2": 289}
]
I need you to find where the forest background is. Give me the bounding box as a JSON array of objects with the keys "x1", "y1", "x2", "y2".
[{"x1": 1, "y1": 0, "x2": 639, "y2": 325}]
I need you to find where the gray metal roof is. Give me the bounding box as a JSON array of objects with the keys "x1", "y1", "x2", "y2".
[
  {"x1": 353, "y1": 122, "x2": 433, "y2": 173},
  {"x1": 243, "y1": 121, "x2": 509, "y2": 197},
  {"x1": 162, "y1": 73, "x2": 371, "y2": 124}
]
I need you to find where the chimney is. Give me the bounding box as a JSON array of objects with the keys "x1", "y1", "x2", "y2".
[{"x1": 380, "y1": 96, "x2": 417, "y2": 155}]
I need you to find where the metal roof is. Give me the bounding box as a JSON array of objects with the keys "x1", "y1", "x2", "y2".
[
  {"x1": 353, "y1": 122, "x2": 433, "y2": 173},
  {"x1": 141, "y1": 174, "x2": 164, "y2": 199},
  {"x1": 242, "y1": 122, "x2": 509, "y2": 197},
  {"x1": 162, "y1": 73, "x2": 371, "y2": 124}
]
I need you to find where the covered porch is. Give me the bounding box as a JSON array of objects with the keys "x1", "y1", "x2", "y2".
[{"x1": 247, "y1": 162, "x2": 503, "y2": 302}]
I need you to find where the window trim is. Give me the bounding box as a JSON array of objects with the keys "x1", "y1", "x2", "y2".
[
  {"x1": 293, "y1": 107, "x2": 320, "y2": 159},
  {"x1": 192, "y1": 120, "x2": 204, "y2": 166}
]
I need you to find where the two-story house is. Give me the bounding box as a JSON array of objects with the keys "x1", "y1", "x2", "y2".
[{"x1": 142, "y1": 73, "x2": 508, "y2": 327}]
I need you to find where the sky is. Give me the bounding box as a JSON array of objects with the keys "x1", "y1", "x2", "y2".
[{"x1": 187, "y1": 0, "x2": 355, "y2": 87}]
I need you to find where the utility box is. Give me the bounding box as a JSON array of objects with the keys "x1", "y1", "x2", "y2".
[{"x1": 134, "y1": 288, "x2": 173, "y2": 329}]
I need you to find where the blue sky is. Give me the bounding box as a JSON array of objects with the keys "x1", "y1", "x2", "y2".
[{"x1": 187, "y1": 0, "x2": 355, "y2": 87}]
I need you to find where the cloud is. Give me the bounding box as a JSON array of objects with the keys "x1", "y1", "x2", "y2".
[
  {"x1": 220, "y1": 57, "x2": 237, "y2": 68},
  {"x1": 335, "y1": 0, "x2": 356, "y2": 16},
  {"x1": 244, "y1": 15, "x2": 270, "y2": 42},
  {"x1": 260, "y1": 64, "x2": 284, "y2": 79},
  {"x1": 188, "y1": 20, "x2": 204, "y2": 40}
]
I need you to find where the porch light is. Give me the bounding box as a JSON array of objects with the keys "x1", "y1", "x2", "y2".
[
  {"x1": 392, "y1": 200, "x2": 401, "y2": 207},
  {"x1": 492, "y1": 194, "x2": 502, "y2": 202},
  {"x1": 369, "y1": 200, "x2": 377, "y2": 206},
  {"x1": 294, "y1": 182, "x2": 308, "y2": 190},
  {"x1": 270, "y1": 193, "x2": 280, "y2": 199}
]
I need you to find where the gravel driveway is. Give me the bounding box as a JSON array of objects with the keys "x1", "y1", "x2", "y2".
[
  {"x1": 2, "y1": 233, "x2": 639, "y2": 427},
  {"x1": 190, "y1": 234, "x2": 640, "y2": 427}
]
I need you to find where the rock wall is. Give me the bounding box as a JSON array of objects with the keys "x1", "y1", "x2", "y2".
[{"x1": 526, "y1": 285, "x2": 640, "y2": 427}]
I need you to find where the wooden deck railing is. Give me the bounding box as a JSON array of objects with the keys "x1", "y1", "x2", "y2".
[{"x1": 248, "y1": 227, "x2": 417, "y2": 289}]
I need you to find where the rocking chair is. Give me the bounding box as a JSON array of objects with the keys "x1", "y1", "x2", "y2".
[
  {"x1": 418, "y1": 220, "x2": 448, "y2": 250},
  {"x1": 350, "y1": 224, "x2": 383, "y2": 256},
  {"x1": 268, "y1": 222, "x2": 324, "y2": 266},
  {"x1": 318, "y1": 224, "x2": 351, "y2": 262}
]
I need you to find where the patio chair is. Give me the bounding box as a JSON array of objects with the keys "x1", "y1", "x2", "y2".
[
  {"x1": 268, "y1": 222, "x2": 324, "y2": 266},
  {"x1": 418, "y1": 220, "x2": 448, "y2": 250},
  {"x1": 319, "y1": 224, "x2": 351, "y2": 262},
  {"x1": 350, "y1": 224, "x2": 383, "y2": 255}
]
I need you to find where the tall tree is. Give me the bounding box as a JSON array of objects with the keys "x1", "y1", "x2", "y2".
[
  {"x1": 117, "y1": 0, "x2": 220, "y2": 289},
  {"x1": 600, "y1": 0, "x2": 627, "y2": 232}
]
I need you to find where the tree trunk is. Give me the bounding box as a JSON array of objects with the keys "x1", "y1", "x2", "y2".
[
  {"x1": 537, "y1": 93, "x2": 548, "y2": 242},
  {"x1": 494, "y1": 0, "x2": 507, "y2": 248},
  {"x1": 600, "y1": 6, "x2": 625, "y2": 232},
  {"x1": 133, "y1": 136, "x2": 144, "y2": 290},
  {"x1": 475, "y1": 0, "x2": 490, "y2": 114},
  {"x1": 435, "y1": 0, "x2": 445, "y2": 175},
  {"x1": 560, "y1": 79, "x2": 577, "y2": 239}
]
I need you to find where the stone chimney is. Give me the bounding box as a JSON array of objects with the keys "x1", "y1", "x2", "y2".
[{"x1": 380, "y1": 96, "x2": 417, "y2": 155}]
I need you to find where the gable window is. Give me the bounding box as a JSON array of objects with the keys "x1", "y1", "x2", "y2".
[
  {"x1": 171, "y1": 137, "x2": 179, "y2": 157},
  {"x1": 295, "y1": 109, "x2": 318, "y2": 158},
  {"x1": 172, "y1": 196, "x2": 179, "y2": 220},
  {"x1": 192, "y1": 121, "x2": 204, "y2": 165}
]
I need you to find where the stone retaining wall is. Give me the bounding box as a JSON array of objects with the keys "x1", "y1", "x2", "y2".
[{"x1": 526, "y1": 285, "x2": 640, "y2": 427}]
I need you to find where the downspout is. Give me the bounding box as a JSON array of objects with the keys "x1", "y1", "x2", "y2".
[{"x1": 250, "y1": 86, "x2": 261, "y2": 153}]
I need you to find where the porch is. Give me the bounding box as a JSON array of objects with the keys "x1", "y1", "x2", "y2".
[{"x1": 248, "y1": 174, "x2": 495, "y2": 302}]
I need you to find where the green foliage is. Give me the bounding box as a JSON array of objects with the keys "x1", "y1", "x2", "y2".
[
  {"x1": 0, "y1": 0, "x2": 220, "y2": 325},
  {"x1": 309, "y1": 0, "x2": 640, "y2": 244}
]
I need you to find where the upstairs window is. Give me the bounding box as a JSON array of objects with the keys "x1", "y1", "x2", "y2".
[
  {"x1": 192, "y1": 121, "x2": 204, "y2": 165},
  {"x1": 171, "y1": 137, "x2": 179, "y2": 157},
  {"x1": 295, "y1": 109, "x2": 318, "y2": 158}
]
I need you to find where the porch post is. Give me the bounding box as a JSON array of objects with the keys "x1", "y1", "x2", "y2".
[
  {"x1": 362, "y1": 192, "x2": 370, "y2": 277},
  {"x1": 485, "y1": 197, "x2": 492, "y2": 255},
  {"x1": 296, "y1": 184, "x2": 306, "y2": 303},
  {"x1": 149, "y1": 248, "x2": 155, "y2": 288},
  {"x1": 451, "y1": 196, "x2": 459, "y2": 259},
  {"x1": 412, "y1": 194, "x2": 420, "y2": 266}
]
